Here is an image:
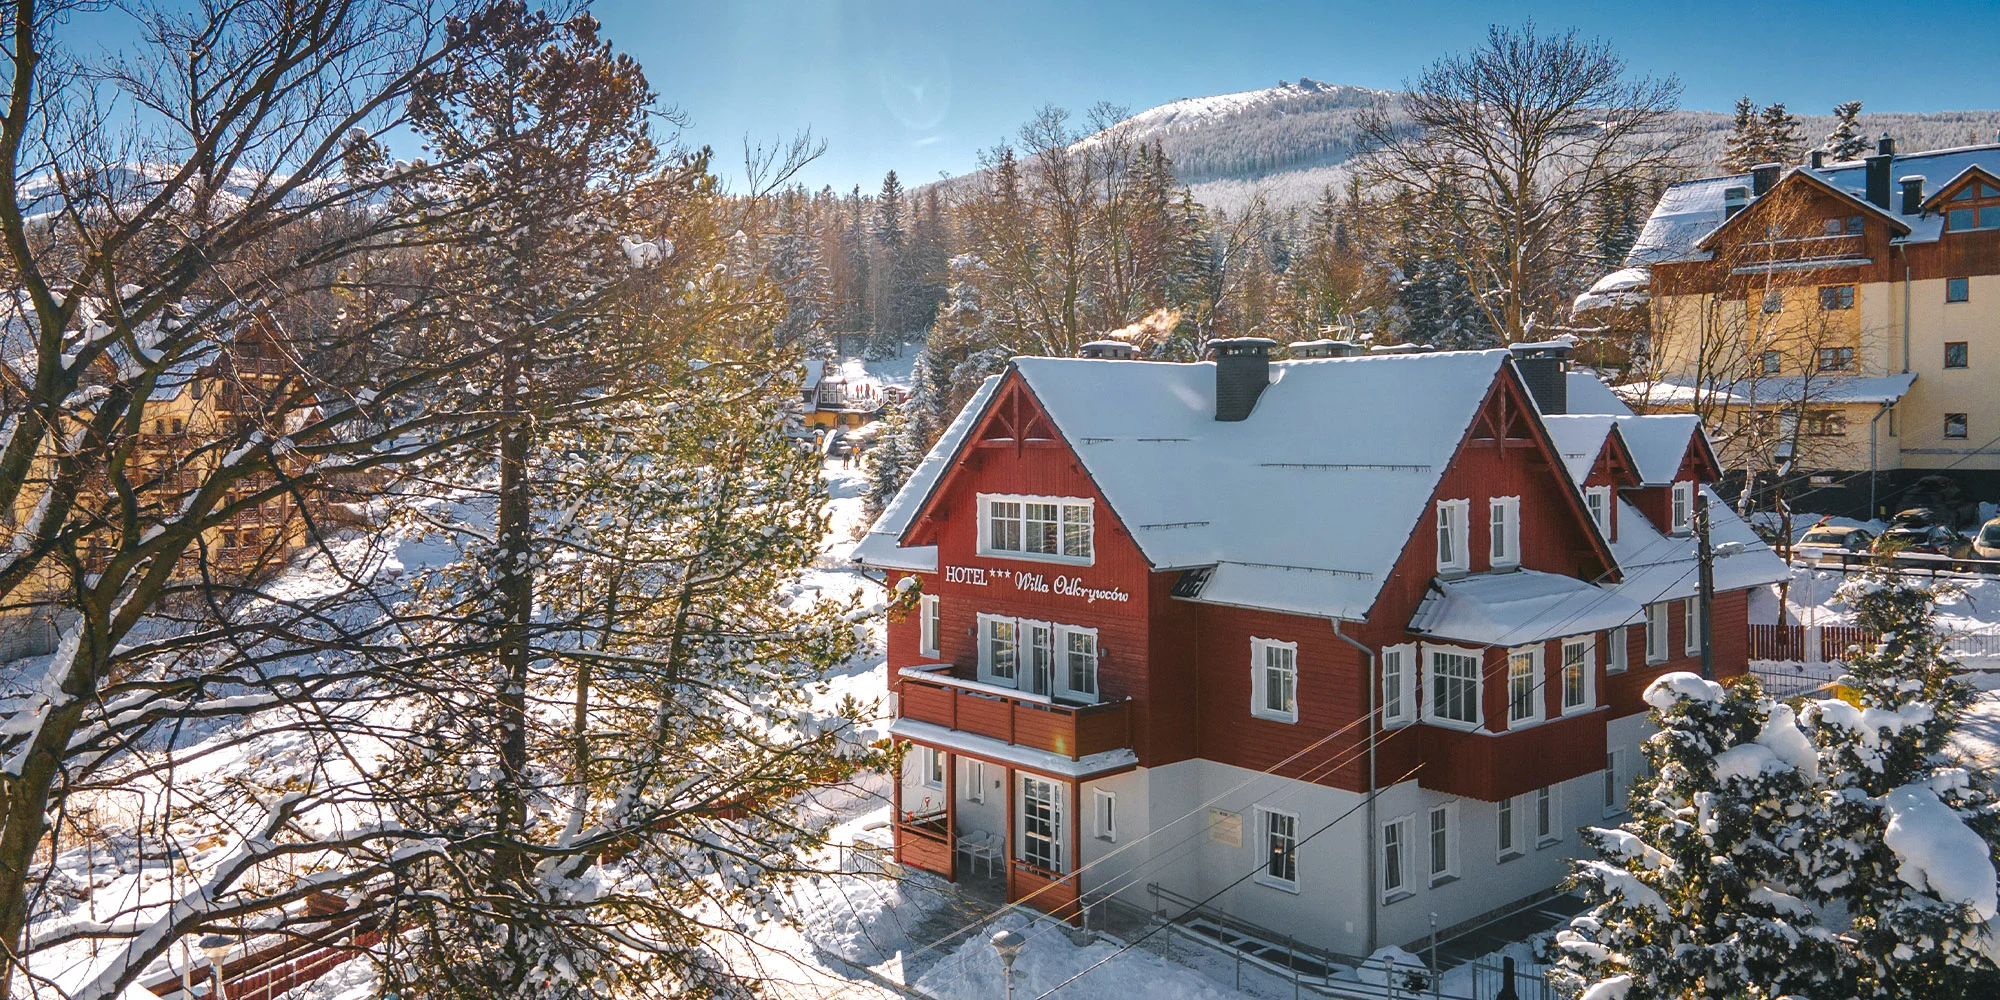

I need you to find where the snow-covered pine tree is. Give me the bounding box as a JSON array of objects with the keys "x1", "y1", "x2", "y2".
[
  {"x1": 1757, "y1": 103, "x2": 1806, "y2": 166},
  {"x1": 1398, "y1": 257, "x2": 1496, "y2": 349},
  {"x1": 1823, "y1": 101, "x2": 1869, "y2": 161},
  {"x1": 768, "y1": 186, "x2": 832, "y2": 352},
  {"x1": 1555, "y1": 673, "x2": 1837, "y2": 1000},
  {"x1": 863, "y1": 404, "x2": 914, "y2": 519},
  {"x1": 870, "y1": 170, "x2": 910, "y2": 345},
  {"x1": 1796, "y1": 570, "x2": 2000, "y2": 1000},
  {"x1": 1721, "y1": 96, "x2": 1763, "y2": 173}
]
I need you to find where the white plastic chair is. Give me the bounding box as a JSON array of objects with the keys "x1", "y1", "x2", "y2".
[{"x1": 956, "y1": 831, "x2": 1000, "y2": 876}]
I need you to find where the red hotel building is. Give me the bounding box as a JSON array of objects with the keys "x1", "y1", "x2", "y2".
[{"x1": 854, "y1": 339, "x2": 1787, "y2": 959}]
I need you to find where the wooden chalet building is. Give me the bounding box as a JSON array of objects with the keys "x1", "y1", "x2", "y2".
[{"x1": 855, "y1": 339, "x2": 1787, "y2": 959}]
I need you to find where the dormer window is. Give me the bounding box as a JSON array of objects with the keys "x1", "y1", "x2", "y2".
[
  {"x1": 1946, "y1": 181, "x2": 2000, "y2": 231},
  {"x1": 1585, "y1": 486, "x2": 1613, "y2": 539},
  {"x1": 1489, "y1": 496, "x2": 1520, "y2": 568},
  {"x1": 1436, "y1": 499, "x2": 1470, "y2": 573},
  {"x1": 1671, "y1": 481, "x2": 1694, "y2": 534},
  {"x1": 980, "y1": 493, "x2": 1093, "y2": 563}
]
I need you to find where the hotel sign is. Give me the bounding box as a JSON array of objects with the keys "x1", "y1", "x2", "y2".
[{"x1": 942, "y1": 564, "x2": 1131, "y2": 604}]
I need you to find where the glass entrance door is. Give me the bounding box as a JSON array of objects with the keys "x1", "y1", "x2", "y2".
[{"x1": 1018, "y1": 775, "x2": 1065, "y2": 873}]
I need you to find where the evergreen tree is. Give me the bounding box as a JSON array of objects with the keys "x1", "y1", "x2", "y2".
[
  {"x1": 1591, "y1": 178, "x2": 1646, "y2": 269},
  {"x1": 1557, "y1": 674, "x2": 1837, "y2": 1000},
  {"x1": 843, "y1": 186, "x2": 870, "y2": 348},
  {"x1": 768, "y1": 186, "x2": 831, "y2": 351},
  {"x1": 1757, "y1": 102, "x2": 1805, "y2": 165},
  {"x1": 1798, "y1": 571, "x2": 2000, "y2": 999},
  {"x1": 1721, "y1": 96, "x2": 1763, "y2": 173},
  {"x1": 1560, "y1": 573, "x2": 2000, "y2": 1000},
  {"x1": 908, "y1": 188, "x2": 950, "y2": 331},
  {"x1": 1398, "y1": 257, "x2": 1495, "y2": 349},
  {"x1": 1823, "y1": 100, "x2": 1868, "y2": 161},
  {"x1": 870, "y1": 170, "x2": 909, "y2": 341}
]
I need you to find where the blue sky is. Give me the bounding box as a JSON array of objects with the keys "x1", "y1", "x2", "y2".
[{"x1": 611, "y1": 0, "x2": 2000, "y2": 192}]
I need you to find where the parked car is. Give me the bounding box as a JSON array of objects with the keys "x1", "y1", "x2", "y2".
[
  {"x1": 1974, "y1": 517, "x2": 2000, "y2": 559},
  {"x1": 1873, "y1": 520, "x2": 1973, "y2": 559},
  {"x1": 1794, "y1": 524, "x2": 1875, "y2": 564},
  {"x1": 1886, "y1": 507, "x2": 1946, "y2": 531}
]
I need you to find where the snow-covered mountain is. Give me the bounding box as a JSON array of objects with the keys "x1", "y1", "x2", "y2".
[{"x1": 1094, "y1": 79, "x2": 2000, "y2": 213}]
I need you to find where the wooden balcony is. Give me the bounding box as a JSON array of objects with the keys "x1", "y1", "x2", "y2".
[
  {"x1": 1391, "y1": 708, "x2": 1609, "y2": 802},
  {"x1": 897, "y1": 667, "x2": 1132, "y2": 760}
]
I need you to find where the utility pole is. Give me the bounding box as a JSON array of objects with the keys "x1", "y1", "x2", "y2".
[{"x1": 1696, "y1": 492, "x2": 1717, "y2": 679}]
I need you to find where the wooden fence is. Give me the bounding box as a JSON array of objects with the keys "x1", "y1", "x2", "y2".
[{"x1": 1748, "y1": 623, "x2": 2000, "y2": 663}]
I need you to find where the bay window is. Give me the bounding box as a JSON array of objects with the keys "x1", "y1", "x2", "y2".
[{"x1": 1426, "y1": 647, "x2": 1482, "y2": 728}]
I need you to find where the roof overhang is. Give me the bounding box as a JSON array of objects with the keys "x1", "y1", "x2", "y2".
[
  {"x1": 1408, "y1": 569, "x2": 1647, "y2": 645},
  {"x1": 1696, "y1": 168, "x2": 1911, "y2": 253}
]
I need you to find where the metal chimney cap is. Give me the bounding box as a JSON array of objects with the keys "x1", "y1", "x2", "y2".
[
  {"x1": 1899, "y1": 175, "x2": 1926, "y2": 184},
  {"x1": 1209, "y1": 337, "x2": 1278, "y2": 356}
]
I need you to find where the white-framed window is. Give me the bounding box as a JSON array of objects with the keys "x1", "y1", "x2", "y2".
[
  {"x1": 1428, "y1": 803, "x2": 1458, "y2": 883},
  {"x1": 979, "y1": 613, "x2": 1098, "y2": 701},
  {"x1": 1535, "y1": 785, "x2": 1562, "y2": 846},
  {"x1": 978, "y1": 493, "x2": 1094, "y2": 563},
  {"x1": 1585, "y1": 485, "x2": 1613, "y2": 538},
  {"x1": 1382, "y1": 815, "x2": 1413, "y2": 900},
  {"x1": 1561, "y1": 637, "x2": 1595, "y2": 714},
  {"x1": 919, "y1": 594, "x2": 941, "y2": 658},
  {"x1": 963, "y1": 758, "x2": 986, "y2": 803},
  {"x1": 1489, "y1": 496, "x2": 1521, "y2": 567},
  {"x1": 1094, "y1": 788, "x2": 1117, "y2": 842},
  {"x1": 1381, "y1": 643, "x2": 1416, "y2": 728},
  {"x1": 1425, "y1": 647, "x2": 1483, "y2": 729},
  {"x1": 1683, "y1": 596, "x2": 1701, "y2": 656},
  {"x1": 1645, "y1": 603, "x2": 1670, "y2": 663},
  {"x1": 1603, "y1": 751, "x2": 1623, "y2": 818},
  {"x1": 978, "y1": 614, "x2": 1019, "y2": 686},
  {"x1": 1671, "y1": 481, "x2": 1694, "y2": 534},
  {"x1": 1064, "y1": 629, "x2": 1099, "y2": 701},
  {"x1": 1436, "y1": 498, "x2": 1470, "y2": 573},
  {"x1": 1026, "y1": 620, "x2": 1056, "y2": 696},
  {"x1": 1507, "y1": 646, "x2": 1543, "y2": 726},
  {"x1": 1256, "y1": 806, "x2": 1300, "y2": 891},
  {"x1": 1606, "y1": 626, "x2": 1628, "y2": 674},
  {"x1": 1251, "y1": 638, "x2": 1299, "y2": 723},
  {"x1": 920, "y1": 746, "x2": 944, "y2": 789},
  {"x1": 1496, "y1": 795, "x2": 1522, "y2": 860},
  {"x1": 1018, "y1": 775, "x2": 1066, "y2": 873}
]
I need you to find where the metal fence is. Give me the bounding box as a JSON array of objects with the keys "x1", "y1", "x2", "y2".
[{"x1": 1749, "y1": 622, "x2": 2000, "y2": 665}]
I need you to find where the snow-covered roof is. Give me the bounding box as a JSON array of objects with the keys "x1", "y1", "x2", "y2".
[
  {"x1": 1625, "y1": 373, "x2": 1917, "y2": 408},
  {"x1": 1628, "y1": 142, "x2": 2000, "y2": 266},
  {"x1": 1604, "y1": 487, "x2": 1789, "y2": 609},
  {"x1": 1409, "y1": 568, "x2": 1646, "y2": 646},
  {"x1": 851, "y1": 374, "x2": 1003, "y2": 574},
  {"x1": 1015, "y1": 351, "x2": 1514, "y2": 620},
  {"x1": 1565, "y1": 371, "x2": 1633, "y2": 417},
  {"x1": 858, "y1": 351, "x2": 1516, "y2": 620},
  {"x1": 1610, "y1": 414, "x2": 1704, "y2": 486},
  {"x1": 1540, "y1": 415, "x2": 1621, "y2": 483},
  {"x1": 1572, "y1": 266, "x2": 1652, "y2": 314},
  {"x1": 802, "y1": 358, "x2": 826, "y2": 391}
]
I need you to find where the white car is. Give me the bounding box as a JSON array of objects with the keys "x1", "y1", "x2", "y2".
[
  {"x1": 1975, "y1": 517, "x2": 2000, "y2": 559},
  {"x1": 1794, "y1": 524, "x2": 1876, "y2": 565}
]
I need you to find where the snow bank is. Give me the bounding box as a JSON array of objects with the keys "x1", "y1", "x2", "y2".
[
  {"x1": 1881, "y1": 783, "x2": 1999, "y2": 920},
  {"x1": 1757, "y1": 703, "x2": 1819, "y2": 778},
  {"x1": 1713, "y1": 743, "x2": 1786, "y2": 783},
  {"x1": 1812, "y1": 699, "x2": 1933, "y2": 748},
  {"x1": 913, "y1": 914, "x2": 1256, "y2": 1000},
  {"x1": 1356, "y1": 945, "x2": 1430, "y2": 988},
  {"x1": 1643, "y1": 672, "x2": 1723, "y2": 712},
  {"x1": 787, "y1": 871, "x2": 950, "y2": 966}
]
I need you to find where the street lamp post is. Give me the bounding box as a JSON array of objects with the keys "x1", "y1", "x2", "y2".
[{"x1": 991, "y1": 928, "x2": 1026, "y2": 1000}]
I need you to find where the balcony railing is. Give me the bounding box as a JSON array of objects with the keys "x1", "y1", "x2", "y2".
[{"x1": 897, "y1": 666, "x2": 1132, "y2": 760}]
